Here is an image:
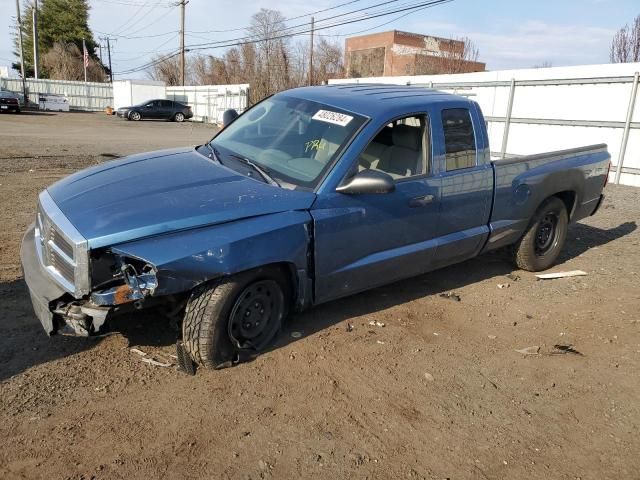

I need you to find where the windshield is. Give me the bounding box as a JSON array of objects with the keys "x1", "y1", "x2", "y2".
[{"x1": 210, "y1": 94, "x2": 367, "y2": 189}]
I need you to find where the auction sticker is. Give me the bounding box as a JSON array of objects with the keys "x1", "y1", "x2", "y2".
[{"x1": 312, "y1": 109, "x2": 353, "y2": 127}]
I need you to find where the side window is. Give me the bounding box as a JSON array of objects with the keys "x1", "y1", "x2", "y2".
[
  {"x1": 442, "y1": 108, "x2": 476, "y2": 171},
  {"x1": 358, "y1": 115, "x2": 428, "y2": 180}
]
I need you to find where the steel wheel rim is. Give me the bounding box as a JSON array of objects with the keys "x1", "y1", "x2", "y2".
[
  {"x1": 535, "y1": 213, "x2": 558, "y2": 255},
  {"x1": 228, "y1": 280, "x2": 283, "y2": 351},
  {"x1": 175, "y1": 113, "x2": 184, "y2": 122},
  {"x1": 130, "y1": 112, "x2": 140, "y2": 121}
]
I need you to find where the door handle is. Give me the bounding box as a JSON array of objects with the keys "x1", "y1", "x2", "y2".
[{"x1": 408, "y1": 194, "x2": 435, "y2": 208}]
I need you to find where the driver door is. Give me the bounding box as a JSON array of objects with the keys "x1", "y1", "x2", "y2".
[
  {"x1": 142, "y1": 101, "x2": 159, "y2": 119},
  {"x1": 311, "y1": 114, "x2": 442, "y2": 303}
]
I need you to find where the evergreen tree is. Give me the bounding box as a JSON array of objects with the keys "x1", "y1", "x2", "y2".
[{"x1": 12, "y1": 0, "x2": 104, "y2": 79}]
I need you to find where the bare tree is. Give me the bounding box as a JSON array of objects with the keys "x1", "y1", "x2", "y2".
[
  {"x1": 42, "y1": 41, "x2": 105, "y2": 81},
  {"x1": 313, "y1": 38, "x2": 345, "y2": 84},
  {"x1": 248, "y1": 8, "x2": 292, "y2": 101},
  {"x1": 532, "y1": 61, "x2": 553, "y2": 69},
  {"x1": 145, "y1": 8, "x2": 346, "y2": 103},
  {"x1": 437, "y1": 36, "x2": 481, "y2": 74},
  {"x1": 147, "y1": 54, "x2": 182, "y2": 86},
  {"x1": 610, "y1": 14, "x2": 640, "y2": 63}
]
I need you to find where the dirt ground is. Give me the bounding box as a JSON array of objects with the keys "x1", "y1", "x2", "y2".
[{"x1": 0, "y1": 112, "x2": 639, "y2": 480}]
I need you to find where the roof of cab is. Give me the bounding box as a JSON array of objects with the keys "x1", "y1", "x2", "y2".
[{"x1": 281, "y1": 84, "x2": 467, "y2": 119}]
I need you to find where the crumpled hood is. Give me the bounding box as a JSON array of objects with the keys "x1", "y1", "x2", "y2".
[{"x1": 47, "y1": 147, "x2": 316, "y2": 249}]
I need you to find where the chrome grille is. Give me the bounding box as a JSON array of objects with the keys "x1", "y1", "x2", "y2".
[
  {"x1": 49, "y1": 227, "x2": 74, "y2": 260},
  {"x1": 48, "y1": 248, "x2": 75, "y2": 283},
  {"x1": 34, "y1": 191, "x2": 89, "y2": 298}
]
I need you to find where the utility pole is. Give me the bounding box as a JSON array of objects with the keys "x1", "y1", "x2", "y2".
[
  {"x1": 32, "y1": 0, "x2": 40, "y2": 79},
  {"x1": 15, "y1": 0, "x2": 27, "y2": 102},
  {"x1": 179, "y1": 0, "x2": 188, "y2": 86},
  {"x1": 100, "y1": 36, "x2": 114, "y2": 82},
  {"x1": 308, "y1": 16, "x2": 314, "y2": 86},
  {"x1": 106, "y1": 37, "x2": 113, "y2": 82}
]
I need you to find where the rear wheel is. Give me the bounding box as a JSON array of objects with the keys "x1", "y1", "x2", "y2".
[
  {"x1": 182, "y1": 268, "x2": 289, "y2": 369},
  {"x1": 512, "y1": 197, "x2": 568, "y2": 271},
  {"x1": 129, "y1": 111, "x2": 141, "y2": 121},
  {"x1": 174, "y1": 112, "x2": 185, "y2": 122}
]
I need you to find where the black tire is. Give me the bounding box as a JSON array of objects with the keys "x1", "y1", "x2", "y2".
[
  {"x1": 182, "y1": 267, "x2": 290, "y2": 369},
  {"x1": 174, "y1": 112, "x2": 185, "y2": 122},
  {"x1": 129, "y1": 111, "x2": 141, "y2": 121},
  {"x1": 512, "y1": 196, "x2": 568, "y2": 272}
]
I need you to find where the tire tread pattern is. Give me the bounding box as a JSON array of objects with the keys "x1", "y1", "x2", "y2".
[{"x1": 513, "y1": 197, "x2": 568, "y2": 272}]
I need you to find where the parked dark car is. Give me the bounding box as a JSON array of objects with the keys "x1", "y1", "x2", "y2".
[
  {"x1": 116, "y1": 99, "x2": 192, "y2": 122},
  {"x1": 0, "y1": 90, "x2": 21, "y2": 113}
]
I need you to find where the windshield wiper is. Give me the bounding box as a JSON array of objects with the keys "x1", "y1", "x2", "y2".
[
  {"x1": 204, "y1": 142, "x2": 222, "y2": 164},
  {"x1": 228, "y1": 154, "x2": 280, "y2": 187}
]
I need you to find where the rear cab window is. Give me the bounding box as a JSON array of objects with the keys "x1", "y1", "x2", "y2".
[{"x1": 441, "y1": 108, "x2": 477, "y2": 171}]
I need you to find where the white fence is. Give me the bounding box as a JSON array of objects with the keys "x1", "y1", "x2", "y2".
[
  {"x1": 166, "y1": 84, "x2": 249, "y2": 124},
  {"x1": 0, "y1": 77, "x2": 113, "y2": 112},
  {"x1": 1, "y1": 77, "x2": 249, "y2": 124},
  {"x1": 330, "y1": 63, "x2": 640, "y2": 187}
]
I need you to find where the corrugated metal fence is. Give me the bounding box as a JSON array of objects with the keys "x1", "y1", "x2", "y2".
[
  {"x1": 330, "y1": 63, "x2": 640, "y2": 187},
  {"x1": 0, "y1": 78, "x2": 250, "y2": 123},
  {"x1": 166, "y1": 84, "x2": 249, "y2": 123},
  {"x1": 0, "y1": 77, "x2": 113, "y2": 111}
]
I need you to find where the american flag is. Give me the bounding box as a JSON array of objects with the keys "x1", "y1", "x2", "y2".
[{"x1": 83, "y1": 41, "x2": 89, "y2": 68}]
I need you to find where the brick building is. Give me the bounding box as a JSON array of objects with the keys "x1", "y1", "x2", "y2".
[{"x1": 345, "y1": 30, "x2": 486, "y2": 78}]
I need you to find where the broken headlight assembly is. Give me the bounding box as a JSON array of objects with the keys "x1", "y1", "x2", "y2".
[{"x1": 89, "y1": 250, "x2": 158, "y2": 307}]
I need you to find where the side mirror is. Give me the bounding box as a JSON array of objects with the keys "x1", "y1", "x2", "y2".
[
  {"x1": 336, "y1": 169, "x2": 395, "y2": 195},
  {"x1": 222, "y1": 108, "x2": 239, "y2": 128}
]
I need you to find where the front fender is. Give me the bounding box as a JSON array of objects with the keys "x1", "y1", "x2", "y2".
[{"x1": 109, "y1": 210, "x2": 312, "y2": 297}]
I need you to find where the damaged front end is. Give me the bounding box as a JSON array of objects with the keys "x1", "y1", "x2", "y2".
[
  {"x1": 21, "y1": 212, "x2": 163, "y2": 337},
  {"x1": 50, "y1": 251, "x2": 161, "y2": 336},
  {"x1": 57, "y1": 254, "x2": 159, "y2": 336}
]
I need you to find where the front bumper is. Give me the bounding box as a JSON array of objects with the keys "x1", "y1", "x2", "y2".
[
  {"x1": 20, "y1": 223, "x2": 67, "y2": 334},
  {"x1": 116, "y1": 110, "x2": 128, "y2": 118},
  {"x1": 0, "y1": 104, "x2": 20, "y2": 112},
  {"x1": 21, "y1": 224, "x2": 110, "y2": 336}
]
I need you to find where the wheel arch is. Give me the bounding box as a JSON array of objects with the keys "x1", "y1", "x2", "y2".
[
  {"x1": 551, "y1": 190, "x2": 577, "y2": 220},
  {"x1": 210, "y1": 262, "x2": 301, "y2": 312},
  {"x1": 109, "y1": 211, "x2": 314, "y2": 309}
]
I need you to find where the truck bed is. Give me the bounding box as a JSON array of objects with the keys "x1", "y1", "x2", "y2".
[{"x1": 483, "y1": 144, "x2": 610, "y2": 251}]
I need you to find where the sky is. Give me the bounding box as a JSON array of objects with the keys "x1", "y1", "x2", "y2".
[{"x1": 1, "y1": 0, "x2": 639, "y2": 79}]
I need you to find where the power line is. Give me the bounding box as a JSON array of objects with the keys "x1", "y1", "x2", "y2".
[
  {"x1": 187, "y1": 0, "x2": 451, "y2": 51},
  {"x1": 122, "y1": 0, "x2": 367, "y2": 41},
  {"x1": 92, "y1": 0, "x2": 172, "y2": 6},
  {"x1": 187, "y1": 0, "x2": 405, "y2": 46},
  {"x1": 108, "y1": 0, "x2": 154, "y2": 36},
  {"x1": 115, "y1": 0, "x2": 171, "y2": 37},
  {"x1": 114, "y1": 34, "x2": 179, "y2": 62},
  {"x1": 322, "y1": 1, "x2": 445, "y2": 37},
  {"x1": 94, "y1": 29, "x2": 178, "y2": 40},
  {"x1": 186, "y1": 0, "x2": 365, "y2": 35},
  {"x1": 116, "y1": 0, "x2": 453, "y2": 75}
]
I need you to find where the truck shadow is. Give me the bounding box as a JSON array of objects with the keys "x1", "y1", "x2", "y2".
[
  {"x1": 0, "y1": 221, "x2": 635, "y2": 380},
  {"x1": 0, "y1": 279, "x2": 95, "y2": 382},
  {"x1": 273, "y1": 220, "x2": 637, "y2": 352}
]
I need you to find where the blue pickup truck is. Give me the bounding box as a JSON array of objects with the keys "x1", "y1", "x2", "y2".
[{"x1": 21, "y1": 84, "x2": 610, "y2": 369}]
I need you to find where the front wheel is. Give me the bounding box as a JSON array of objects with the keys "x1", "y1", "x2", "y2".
[
  {"x1": 174, "y1": 112, "x2": 185, "y2": 122},
  {"x1": 182, "y1": 268, "x2": 289, "y2": 369},
  {"x1": 129, "y1": 111, "x2": 141, "y2": 121},
  {"x1": 512, "y1": 197, "x2": 568, "y2": 271}
]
